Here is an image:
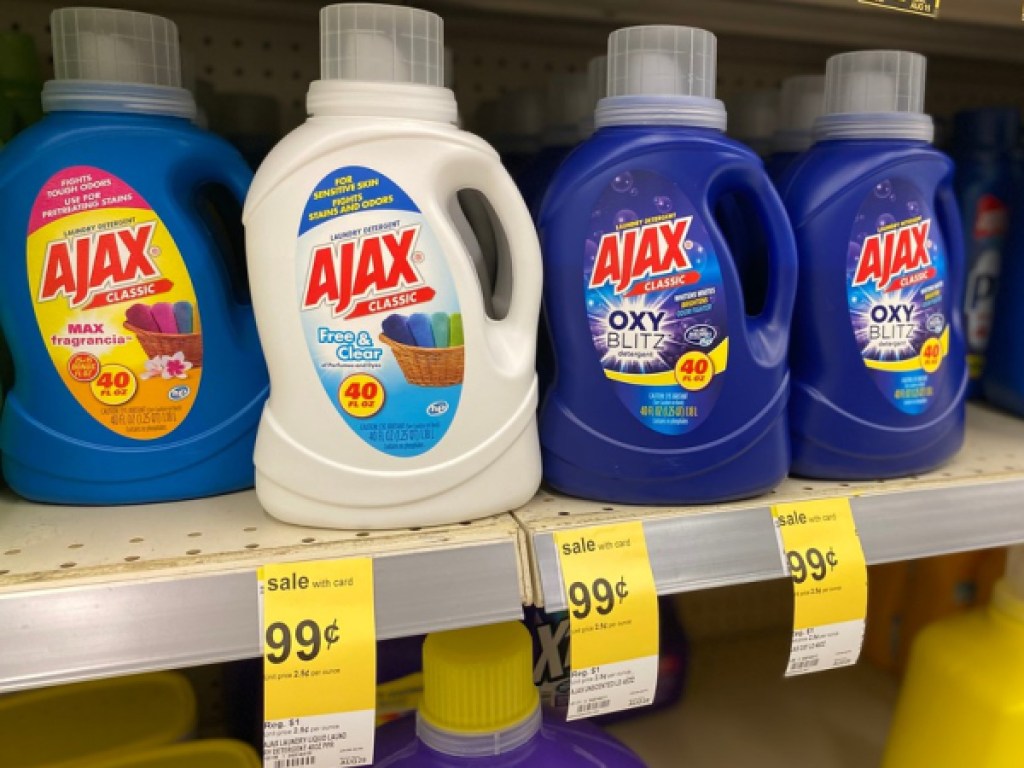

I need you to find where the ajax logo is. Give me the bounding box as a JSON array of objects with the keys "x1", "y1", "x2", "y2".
[
  {"x1": 168, "y1": 385, "x2": 191, "y2": 401},
  {"x1": 684, "y1": 324, "x2": 717, "y2": 348},
  {"x1": 426, "y1": 401, "x2": 449, "y2": 417}
]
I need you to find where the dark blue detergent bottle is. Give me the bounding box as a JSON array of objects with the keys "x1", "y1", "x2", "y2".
[
  {"x1": 951, "y1": 107, "x2": 1019, "y2": 399},
  {"x1": 0, "y1": 8, "x2": 268, "y2": 504},
  {"x1": 516, "y1": 72, "x2": 591, "y2": 217},
  {"x1": 781, "y1": 50, "x2": 966, "y2": 479},
  {"x1": 538, "y1": 25, "x2": 797, "y2": 504},
  {"x1": 765, "y1": 74, "x2": 825, "y2": 185}
]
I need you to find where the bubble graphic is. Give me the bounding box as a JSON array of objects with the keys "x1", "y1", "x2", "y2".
[
  {"x1": 874, "y1": 180, "x2": 893, "y2": 199},
  {"x1": 854, "y1": 230, "x2": 869, "y2": 245},
  {"x1": 584, "y1": 239, "x2": 598, "y2": 261},
  {"x1": 877, "y1": 213, "x2": 896, "y2": 230},
  {"x1": 855, "y1": 213, "x2": 866, "y2": 224},
  {"x1": 654, "y1": 195, "x2": 673, "y2": 213},
  {"x1": 611, "y1": 172, "x2": 634, "y2": 193},
  {"x1": 614, "y1": 209, "x2": 639, "y2": 227},
  {"x1": 592, "y1": 230, "x2": 604, "y2": 240},
  {"x1": 630, "y1": 187, "x2": 639, "y2": 197},
  {"x1": 906, "y1": 200, "x2": 921, "y2": 215},
  {"x1": 848, "y1": 241, "x2": 861, "y2": 262}
]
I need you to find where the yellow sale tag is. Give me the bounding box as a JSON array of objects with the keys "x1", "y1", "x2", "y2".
[
  {"x1": 259, "y1": 558, "x2": 376, "y2": 767},
  {"x1": 858, "y1": 0, "x2": 939, "y2": 17},
  {"x1": 554, "y1": 521, "x2": 659, "y2": 719},
  {"x1": 772, "y1": 498, "x2": 868, "y2": 676}
]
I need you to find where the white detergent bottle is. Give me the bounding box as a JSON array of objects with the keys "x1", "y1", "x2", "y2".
[{"x1": 243, "y1": 3, "x2": 542, "y2": 529}]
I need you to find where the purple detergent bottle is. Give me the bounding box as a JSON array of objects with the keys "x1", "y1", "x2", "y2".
[
  {"x1": 780, "y1": 51, "x2": 966, "y2": 479},
  {"x1": 374, "y1": 622, "x2": 647, "y2": 767}
]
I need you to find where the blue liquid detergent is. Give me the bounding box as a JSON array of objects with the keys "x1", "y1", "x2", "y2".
[
  {"x1": 0, "y1": 9, "x2": 268, "y2": 504},
  {"x1": 538, "y1": 25, "x2": 796, "y2": 504},
  {"x1": 951, "y1": 107, "x2": 1019, "y2": 399},
  {"x1": 780, "y1": 51, "x2": 965, "y2": 479}
]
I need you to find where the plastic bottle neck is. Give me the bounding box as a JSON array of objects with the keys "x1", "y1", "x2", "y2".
[
  {"x1": 41, "y1": 80, "x2": 197, "y2": 120},
  {"x1": 416, "y1": 704, "x2": 541, "y2": 758},
  {"x1": 307, "y1": 80, "x2": 458, "y2": 123},
  {"x1": 595, "y1": 95, "x2": 727, "y2": 131},
  {"x1": 814, "y1": 112, "x2": 934, "y2": 142}
]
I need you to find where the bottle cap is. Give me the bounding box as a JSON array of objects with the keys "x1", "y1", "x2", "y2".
[
  {"x1": 543, "y1": 72, "x2": 589, "y2": 145},
  {"x1": 597, "y1": 25, "x2": 725, "y2": 130},
  {"x1": 729, "y1": 88, "x2": 779, "y2": 155},
  {"x1": 774, "y1": 75, "x2": 824, "y2": 153},
  {"x1": 578, "y1": 54, "x2": 607, "y2": 138},
  {"x1": 320, "y1": 3, "x2": 442, "y2": 86},
  {"x1": 816, "y1": 50, "x2": 932, "y2": 141},
  {"x1": 43, "y1": 8, "x2": 195, "y2": 119},
  {"x1": 416, "y1": 622, "x2": 541, "y2": 757}
]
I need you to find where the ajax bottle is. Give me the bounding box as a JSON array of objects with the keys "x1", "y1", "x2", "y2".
[
  {"x1": 0, "y1": 8, "x2": 267, "y2": 504},
  {"x1": 374, "y1": 622, "x2": 647, "y2": 767},
  {"x1": 780, "y1": 51, "x2": 966, "y2": 479},
  {"x1": 765, "y1": 74, "x2": 825, "y2": 184},
  {"x1": 949, "y1": 107, "x2": 1019, "y2": 399},
  {"x1": 244, "y1": 4, "x2": 542, "y2": 529},
  {"x1": 538, "y1": 25, "x2": 797, "y2": 504}
]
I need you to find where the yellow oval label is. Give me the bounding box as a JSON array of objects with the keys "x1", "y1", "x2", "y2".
[{"x1": 27, "y1": 166, "x2": 202, "y2": 440}]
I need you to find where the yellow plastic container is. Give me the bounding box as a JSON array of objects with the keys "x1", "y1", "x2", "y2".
[
  {"x1": 81, "y1": 740, "x2": 260, "y2": 768},
  {"x1": 882, "y1": 576, "x2": 1024, "y2": 767},
  {"x1": 0, "y1": 672, "x2": 197, "y2": 768}
]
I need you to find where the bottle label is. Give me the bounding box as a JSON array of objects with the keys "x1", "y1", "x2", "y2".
[
  {"x1": 26, "y1": 166, "x2": 202, "y2": 440},
  {"x1": 847, "y1": 178, "x2": 950, "y2": 415},
  {"x1": 965, "y1": 193, "x2": 1008, "y2": 381},
  {"x1": 585, "y1": 170, "x2": 728, "y2": 435},
  {"x1": 296, "y1": 166, "x2": 462, "y2": 458}
]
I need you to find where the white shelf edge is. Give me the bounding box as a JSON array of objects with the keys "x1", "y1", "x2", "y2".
[
  {"x1": 530, "y1": 476, "x2": 1024, "y2": 611},
  {"x1": 0, "y1": 537, "x2": 524, "y2": 693}
]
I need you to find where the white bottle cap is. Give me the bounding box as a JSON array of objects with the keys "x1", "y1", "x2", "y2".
[
  {"x1": 774, "y1": 75, "x2": 825, "y2": 153},
  {"x1": 728, "y1": 89, "x2": 779, "y2": 155},
  {"x1": 320, "y1": 3, "x2": 443, "y2": 86},
  {"x1": 543, "y1": 72, "x2": 589, "y2": 146},
  {"x1": 43, "y1": 8, "x2": 195, "y2": 118},
  {"x1": 815, "y1": 50, "x2": 933, "y2": 142},
  {"x1": 578, "y1": 54, "x2": 607, "y2": 138},
  {"x1": 596, "y1": 25, "x2": 725, "y2": 130}
]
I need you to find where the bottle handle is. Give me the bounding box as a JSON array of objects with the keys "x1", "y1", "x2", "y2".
[
  {"x1": 935, "y1": 181, "x2": 965, "y2": 309},
  {"x1": 168, "y1": 134, "x2": 255, "y2": 318},
  {"x1": 709, "y1": 163, "x2": 798, "y2": 365},
  {"x1": 432, "y1": 143, "x2": 543, "y2": 374}
]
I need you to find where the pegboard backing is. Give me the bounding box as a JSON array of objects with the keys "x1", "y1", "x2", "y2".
[{"x1": 8, "y1": 1, "x2": 1024, "y2": 135}]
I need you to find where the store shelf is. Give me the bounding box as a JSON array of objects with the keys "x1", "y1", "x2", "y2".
[
  {"x1": 608, "y1": 629, "x2": 897, "y2": 767},
  {"x1": 521, "y1": 404, "x2": 1024, "y2": 611},
  {"x1": 0, "y1": 493, "x2": 528, "y2": 693}
]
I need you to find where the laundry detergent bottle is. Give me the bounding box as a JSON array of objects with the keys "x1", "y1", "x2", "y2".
[
  {"x1": 950, "y1": 107, "x2": 1019, "y2": 399},
  {"x1": 244, "y1": 4, "x2": 542, "y2": 529},
  {"x1": 374, "y1": 622, "x2": 647, "y2": 767},
  {"x1": 781, "y1": 50, "x2": 966, "y2": 479},
  {"x1": 766, "y1": 74, "x2": 825, "y2": 184},
  {"x1": 538, "y1": 25, "x2": 797, "y2": 504},
  {"x1": 0, "y1": 8, "x2": 267, "y2": 504}
]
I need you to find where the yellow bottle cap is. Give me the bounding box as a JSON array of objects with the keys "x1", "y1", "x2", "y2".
[{"x1": 419, "y1": 622, "x2": 539, "y2": 735}]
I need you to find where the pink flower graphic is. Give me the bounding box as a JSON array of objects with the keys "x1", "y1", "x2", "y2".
[{"x1": 140, "y1": 351, "x2": 193, "y2": 380}]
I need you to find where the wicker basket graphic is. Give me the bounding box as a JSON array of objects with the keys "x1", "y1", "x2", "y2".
[
  {"x1": 380, "y1": 334, "x2": 464, "y2": 387},
  {"x1": 125, "y1": 323, "x2": 204, "y2": 367}
]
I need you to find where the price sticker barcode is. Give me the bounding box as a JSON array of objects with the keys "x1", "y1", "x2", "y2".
[
  {"x1": 554, "y1": 521, "x2": 659, "y2": 720},
  {"x1": 858, "y1": 0, "x2": 939, "y2": 18},
  {"x1": 772, "y1": 498, "x2": 868, "y2": 677},
  {"x1": 259, "y1": 558, "x2": 377, "y2": 768}
]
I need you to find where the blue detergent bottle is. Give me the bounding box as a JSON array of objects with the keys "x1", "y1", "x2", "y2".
[
  {"x1": 538, "y1": 25, "x2": 797, "y2": 504},
  {"x1": 765, "y1": 74, "x2": 825, "y2": 184},
  {"x1": 516, "y1": 73, "x2": 591, "y2": 217},
  {"x1": 951, "y1": 107, "x2": 1019, "y2": 399},
  {"x1": 0, "y1": 8, "x2": 268, "y2": 504},
  {"x1": 781, "y1": 50, "x2": 966, "y2": 479}
]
